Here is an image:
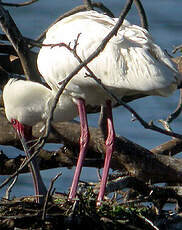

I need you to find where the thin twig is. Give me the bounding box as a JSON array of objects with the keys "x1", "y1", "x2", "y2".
[
  {"x1": 1, "y1": 0, "x2": 39, "y2": 7},
  {"x1": 4, "y1": 175, "x2": 18, "y2": 200},
  {"x1": 166, "y1": 88, "x2": 182, "y2": 124},
  {"x1": 137, "y1": 214, "x2": 159, "y2": 230},
  {"x1": 42, "y1": 172, "x2": 62, "y2": 221},
  {"x1": 173, "y1": 44, "x2": 182, "y2": 54},
  {"x1": 158, "y1": 119, "x2": 173, "y2": 133},
  {"x1": 134, "y1": 0, "x2": 148, "y2": 30}
]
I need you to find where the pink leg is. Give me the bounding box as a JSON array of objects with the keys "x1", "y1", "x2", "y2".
[
  {"x1": 12, "y1": 119, "x2": 47, "y2": 203},
  {"x1": 28, "y1": 149, "x2": 47, "y2": 203},
  {"x1": 19, "y1": 139, "x2": 47, "y2": 203},
  {"x1": 23, "y1": 127, "x2": 47, "y2": 203},
  {"x1": 97, "y1": 100, "x2": 115, "y2": 205},
  {"x1": 68, "y1": 98, "x2": 90, "y2": 200}
]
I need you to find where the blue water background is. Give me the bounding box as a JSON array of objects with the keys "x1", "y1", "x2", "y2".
[{"x1": 0, "y1": 0, "x2": 182, "y2": 199}]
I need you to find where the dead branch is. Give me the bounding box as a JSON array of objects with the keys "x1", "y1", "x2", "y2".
[
  {"x1": 166, "y1": 89, "x2": 182, "y2": 124},
  {"x1": 104, "y1": 176, "x2": 182, "y2": 208},
  {"x1": 173, "y1": 44, "x2": 182, "y2": 54},
  {"x1": 0, "y1": 143, "x2": 104, "y2": 175},
  {"x1": 0, "y1": 4, "x2": 41, "y2": 83},
  {"x1": 32, "y1": 123, "x2": 182, "y2": 184},
  {"x1": 151, "y1": 138, "x2": 182, "y2": 156},
  {"x1": 42, "y1": 172, "x2": 62, "y2": 221},
  {"x1": 1, "y1": 0, "x2": 39, "y2": 7},
  {"x1": 134, "y1": 0, "x2": 148, "y2": 30},
  {"x1": 1, "y1": 110, "x2": 182, "y2": 185}
]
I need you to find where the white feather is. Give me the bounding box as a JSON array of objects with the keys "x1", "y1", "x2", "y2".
[
  {"x1": 37, "y1": 10, "x2": 181, "y2": 106},
  {"x1": 3, "y1": 79, "x2": 77, "y2": 126}
]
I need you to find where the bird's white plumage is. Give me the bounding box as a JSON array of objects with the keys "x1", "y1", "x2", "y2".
[
  {"x1": 3, "y1": 79, "x2": 77, "y2": 126},
  {"x1": 37, "y1": 10, "x2": 181, "y2": 106}
]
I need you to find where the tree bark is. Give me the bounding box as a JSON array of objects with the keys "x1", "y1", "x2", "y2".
[{"x1": 1, "y1": 111, "x2": 182, "y2": 184}]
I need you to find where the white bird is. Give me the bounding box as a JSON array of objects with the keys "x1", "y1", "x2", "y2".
[
  {"x1": 3, "y1": 78, "x2": 78, "y2": 203},
  {"x1": 37, "y1": 10, "x2": 181, "y2": 205}
]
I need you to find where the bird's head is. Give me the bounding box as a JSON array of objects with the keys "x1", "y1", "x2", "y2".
[{"x1": 11, "y1": 118, "x2": 32, "y2": 142}]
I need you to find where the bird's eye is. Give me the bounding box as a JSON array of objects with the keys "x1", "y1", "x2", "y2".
[{"x1": 11, "y1": 119, "x2": 17, "y2": 125}]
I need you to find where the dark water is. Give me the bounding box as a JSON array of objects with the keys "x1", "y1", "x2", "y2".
[{"x1": 0, "y1": 0, "x2": 182, "y2": 199}]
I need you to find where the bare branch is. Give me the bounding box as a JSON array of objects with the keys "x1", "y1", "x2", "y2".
[
  {"x1": 4, "y1": 175, "x2": 18, "y2": 200},
  {"x1": 166, "y1": 88, "x2": 182, "y2": 124},
  {"x1": 173, "y1": 44, "x2": 182, "y2": 54},
  {"x1": 0, "y1": 4, "x2": 41, "y2": 83},
  {"x1": 42, "y1": 172, "x2": 62, "y2": 221},
  {"x1": 151, "y1": 138, "x2": 182, "y2": 156},
  {"x1": 1, "y1": 0, "x2": 39, "y2": 7},
  {"x1": 105, "y1": 176, "x2": 182, "y2": 204},
  {"x1": 134, "y1": 0, "x2": 148, "y2": 30},
  {"x1": 1, "y1": 117, "x2": 182, "y2": 185}
]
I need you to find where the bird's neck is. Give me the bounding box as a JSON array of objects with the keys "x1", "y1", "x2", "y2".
[{"x1": 22, "y1": 125, "x2": 33, "y2": 143}]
